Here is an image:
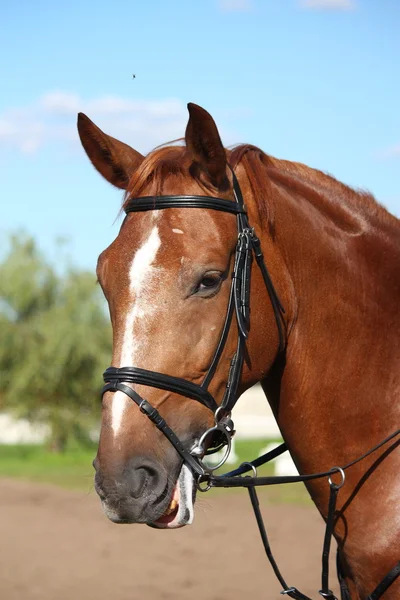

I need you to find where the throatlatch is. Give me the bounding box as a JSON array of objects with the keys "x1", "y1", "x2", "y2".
[{"x1": 101, "y1": 166, "x2": 400, "y2": 600}]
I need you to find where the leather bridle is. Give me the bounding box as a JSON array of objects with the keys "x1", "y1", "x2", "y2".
[
  {"x1": 102, "y1": 167, "x2": 286, "y2": 476},
  {"x1": 100, "y1": 168, "x2": 400, "y2": 600}
]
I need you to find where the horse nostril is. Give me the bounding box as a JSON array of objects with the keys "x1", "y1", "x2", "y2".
[
  {"x1": 127, "y1": 465, "x2": 154, "y2": 499},
  {"x1": 122, "y1": 458, "x2": 166, "y2": 500},
  {"x1": 94, "y1": 456, "x2": 169, "y2": 517}
]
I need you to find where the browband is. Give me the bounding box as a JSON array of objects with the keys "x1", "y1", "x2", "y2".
[{"x1": 124, "y1": 195, "x2": 246, "y2": 215}]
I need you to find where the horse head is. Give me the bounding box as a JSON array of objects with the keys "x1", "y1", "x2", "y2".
[{"x1": 78, "y1": 103, "x2": 289, "y2": 527}]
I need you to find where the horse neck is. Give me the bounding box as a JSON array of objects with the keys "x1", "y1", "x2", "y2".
[{"x1": 260, "y1": 170, "x2": 400, "y2": 499}]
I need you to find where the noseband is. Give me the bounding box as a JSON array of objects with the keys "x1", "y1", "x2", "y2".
[{"x1": 102, "y1": 168, "x2": 285, "y2": 477}]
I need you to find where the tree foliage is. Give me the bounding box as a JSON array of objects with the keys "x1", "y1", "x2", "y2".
[{"x1": 0, "y1": 233, "x2": 112, "y2": 451}]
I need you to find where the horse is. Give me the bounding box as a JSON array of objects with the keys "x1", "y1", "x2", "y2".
[{"x1": 77, "y1": 103, "x2": 400, "y2": 599}]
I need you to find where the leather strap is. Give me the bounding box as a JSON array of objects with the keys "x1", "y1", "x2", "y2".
[
  {"x1": 201, "y1": 284, "x2": 236, "y2": 389},
  {"x1": 366, "y1": 561, "x2": 400, "y2": 600},
  {"x1": 319, "y1": 484, "x2": 340, "y2": 599},
  {"x1": 102, "y1": 381, "x2": 205, "y2": 476},
  {"x1": 209, "y1": 469, "x2": 335, "y2": 487},
  {"x1": 209, "y1": 428, "x2": 400, "y2": 488},
  {"x1": 222, "y1": 442, "x2": 288, "y2": 477},
  {"x1": 336, "y1": 548, "x2": 400, "y2": 600},
  {"x1": 220, "y1": 339, "x2": 245, "y2": 413},
  {"x1": 125, "y1": 195, "x2": 246, "y2": 215},
  {"x1": 103, "y1": 366, "x2": 218, "y2": 413},
  {"x1": 248, "y1": 485, "x2": 313, "y2": 600},
  {"x1": 251, "y1": 233, "x2": 286, "y2": 352},
  {"x1": 336, "y1": 550, "x2": 351, "y2": 600},
  {"x1": 233, "y1": 230, "x2": 252, "y2": 339}
]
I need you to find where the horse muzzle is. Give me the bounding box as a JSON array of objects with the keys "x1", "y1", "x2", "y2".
[{"x1": 93, "y1": 456, "x2": 195, "y2": 527}]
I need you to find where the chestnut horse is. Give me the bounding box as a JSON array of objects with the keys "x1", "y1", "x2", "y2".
[{"x1": 78, "y1": 103, "x2": 400, "y2": 599}]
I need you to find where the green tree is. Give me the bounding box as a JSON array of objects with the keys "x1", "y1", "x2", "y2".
[{"x1": 0, "y1": 233, "x2": 111, "y2": 451}]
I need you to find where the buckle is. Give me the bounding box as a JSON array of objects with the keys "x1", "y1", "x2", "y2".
[{"x1": 139, "y1": 399, "x2": 151, "y2": 415}]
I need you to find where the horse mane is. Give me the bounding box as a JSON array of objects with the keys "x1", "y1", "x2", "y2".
[
  {"x1": 229, "y1": 144, "x2": 395, "y2": 231},
  {"x1": 123, "y1": 141, "x2": 394, "y2": 230}
]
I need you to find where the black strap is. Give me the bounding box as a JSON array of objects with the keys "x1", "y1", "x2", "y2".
[
  {"x1": 246, "y1": 468, "x2": 340, "y2": 600},
  {"x1": 336, "y1": 550, "x2": 351, "y2": 600},
  {"x1": 220, "y1": 338, "x2": 245, "y2": 413},
  {"x1": 222, "y1": 442, "x2": 288, "y2": 477},
  {"x1": 209, "y1": 468, "x2": 335, "y2": 488},
  {"x1": 229, "y1": 167, "x2": 286, "y2": 350},
  {"x1": 206, "y1": 430, "x2": 399, "y2": 600},
  {"x1": 209, "y1": 428, "x2": 400, "y2": 488},
  {"x1": 102, "y1": 381, "x2": 205, "y2": 476},
  {"x1": 319, "y1": 484, "x2": 340, "y2": 599},
  {"x1": 201, "y1": 283, "x2": 236, "y2": 389},
  {"x1": 366, "y1": 561, "x2": 400, "y2": 600},
  {"x1": 251, "y1": 234, "x2": 286, "y2": 353},
  {"x1": 103, "y1": 366, "x2": 218, "y2": 413},
  {"x1": 248, "y1": 485, "x2": 313, "y2": 600},
  {"x1": 233, "y1": 229, "x2": 252, "y2": 339},
  {"x1": 125, "y1": 195, "x2": 246, "y2": 215},
  {"x1": 336, "y1": 548, "x2": 400, "y2": 600},
  {"x1": 341, "y1": 428, "x2": 400, "y2": 471}
]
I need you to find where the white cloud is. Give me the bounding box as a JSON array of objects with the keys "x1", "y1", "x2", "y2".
[
  {"x1": 39, "y1": 91, "x2": 81, "y2": 115},
  {"x1": 299, "y1": 0, "x2": 356, "y2": 10},
  {"x1": 217, "y1": 0, "x2": 253, "y2": 12},
  {"x1": 0, "y1": 92, "x2": 189, "y2": 155},
  {"x1": 0, "y1": 92, "x2": 244, "y2": 156},
  {"x1": 377, "y1": 145, "x2": 400, "y2": 159}
]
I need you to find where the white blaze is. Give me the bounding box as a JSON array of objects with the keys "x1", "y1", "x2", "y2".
[{"x1": 111, "y1": 226, "x2": 162, "y2": 434}]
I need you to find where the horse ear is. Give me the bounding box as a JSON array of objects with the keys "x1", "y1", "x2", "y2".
[
  {"x1": 77, "y1": 113, "x2": 144, "y2": 190},
  {"x1": 185, "y1": 103, "x2": 227, "y2": 188}
]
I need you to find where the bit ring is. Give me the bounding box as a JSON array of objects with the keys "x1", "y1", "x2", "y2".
[{"x1": 196, "y1": 424, "x2": 232, "y2": 472}]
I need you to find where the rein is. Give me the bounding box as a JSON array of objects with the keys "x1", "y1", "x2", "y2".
[
  {"x1": 206, "y1": 428, "x2": 400, "y2": 600},
  {"x1": 101, "y1": 168, "x2": 400, "y2": 600}
]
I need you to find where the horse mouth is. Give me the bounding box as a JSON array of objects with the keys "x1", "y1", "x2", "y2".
[{"x1": 150, "y1": 464, "x2": 195, "y2": 529}]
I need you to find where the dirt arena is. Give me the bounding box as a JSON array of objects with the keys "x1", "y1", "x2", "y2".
[{"x1": 1, "y1": 478, "x2": 340, "y2": 600}]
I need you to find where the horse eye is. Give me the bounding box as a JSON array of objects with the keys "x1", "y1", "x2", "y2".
[
  {"x1": 195, "y1": 272, "x2": 223, "y2": 296},
  {"x1": 200, "y1": 275, "x2": 220, "y2": 289}
]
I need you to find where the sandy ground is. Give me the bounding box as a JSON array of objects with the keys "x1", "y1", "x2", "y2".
[{"x1": 1, "y1": 478, "x2": 340, "y2": 600}]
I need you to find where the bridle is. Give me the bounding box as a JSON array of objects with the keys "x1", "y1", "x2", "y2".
[
  {"x1": 101, "y1": 168, "x2": 400, "y2": 600},
  {"x1": 102, "y1": 167, "x2": 286, "y2": 476}
]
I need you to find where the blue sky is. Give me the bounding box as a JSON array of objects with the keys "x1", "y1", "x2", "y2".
[{"x1": 1, "y1": 0, "x2": 399, "y2": 271}]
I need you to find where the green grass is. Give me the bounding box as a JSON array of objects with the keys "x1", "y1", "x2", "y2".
[
  {"x1": 0, "y1": 444, "x2": 96, "y2": 491},
  {"x1": 0, "y1": 439, "x2": 311, "y2": 504}
]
